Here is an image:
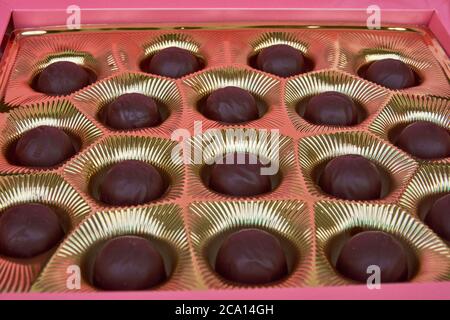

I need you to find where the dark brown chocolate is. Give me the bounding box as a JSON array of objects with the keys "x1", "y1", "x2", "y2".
[
  {"x1": 0, "y1": 203, "x2": 64, "y2": 258},
  {"x1": 98, "y1": 160, "x2": 166, "y2": 206},
  {"x1": 14, "y1": 125, "x2": 76, "y2": 167},
  {"x1": 319, "y1": 155, "x2": 382, "y2": 200},
  {"x1": 93, "y1": 236, "x2": 166, "y2": 291},
  {"x1": 336, "y1": 231, "x2": 409, "y2": 283},
  {"x1": 35, "y1": 61, "x2": 93, "y2": 95},
  {"x1": 303, "y1": 91, "x2": 358, "y2": 126},
  {"x1": 215, "y1": 228, "x2": 288, "y2": 284},
  {"x1": 424, "y1": 193, "x2": 450, "y2": 242},
  {"x1": 143, "y1": 47, "x2": 201, "y2": 78},
  {"x1": 202, "y1": 86, "x2": 259, "y2": 123},
  {"x1": 100, "y1": 93, "x2": 162, "y2": 130},
  {"x1": 256, "y1": 44, "x2": 305, "y2": 77},
  {"x1": 364, "y1": 58, "x2": 416, "y2": 89},
  {"x1": 205, "y1": 153, "x2": 272, "y2": 197},
  {"x1": 395, "y1": 121, "x2": 450, "y2": 160}
]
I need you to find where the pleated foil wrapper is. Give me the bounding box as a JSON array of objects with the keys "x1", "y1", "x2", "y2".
[
  {"x1": 31, "y1": 204, "x2": 198, "y2": 292},
  {"x1": 338, "y1": 31, "x2": 450, "y2": 96},
  {"x1": 188, "y1": 200, "x2": 314, "y2": 289},
  {"x1": 182, "y1": 67, "x2": 290, "y2": 131},
  {"x1": 284, "y1": 70, "x2": 391, "y2": 133},
  {"x1": 0, "y1": 99, "x2": 103, "y2": 175},
  {"x1": 4, "y1": 32, "x2": 119, "y2": 105},
  {"x1": 298, "y1": 131, "x2": 418, "y2": 202},
  {"x1": 73, "y1": 72, "x2": 183, "y2": 135},
  {"x1": 369, "y1": 94, "x2": 450, "y2": 163},
  {"x1": 400, "y1": 164, "x2": 450, "y2": 226},
  {"x1": 184, "y1": 128, "x2": 302, "y2": 200},
  {"x1": 63, "y1": 135, "x2": 184, "y2": 209},
  {"x1": 315, "y1": 201, "x2": 450, "y2": 286},
  {"x1": 231, "y1": 30, "x2": 337, "y2": 75},
  {"x1": 0, "y1": 173, "x2": 91, "y2": 292}
]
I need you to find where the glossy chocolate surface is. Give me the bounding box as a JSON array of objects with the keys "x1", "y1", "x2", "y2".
[{"x1": 143, "y1": 47, "x2": 201, "y2": 78}]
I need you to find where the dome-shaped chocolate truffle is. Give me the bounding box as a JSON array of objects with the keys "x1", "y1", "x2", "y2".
[
  {"x1": 424, "y1": 193, "x2": 450, "y2": 242},
  {"x1": 207, "y1": 153, "x2": 272, "y2": 197},
  {"x1": 0, "y1": 203, "x2": 64, "y2": 258},
  {"x1": 303, "y1": 91, "x2": 358, "y2": 126},
  {"x1": 93, "y1": 236, "x2": 167, "y2": 291},
  {"x1": 202, "y1": 86, "x2": 259, "y2": 123},
  {"x1": 144, "y1": 47, "x2": 201, "y2": 78},
  {"x1": 98, "y1": 160, "x2": 166, "y2": 206},
  {"x1": 35, "y1": 61, "x2": 92, "y2": 95},
  {"x1": 101, "y1": 93, "x2": 162, "y2": 130},
  {"x1": 215, "y1": 229, "x2": 288, "y2": 284},
  {"x1": 319, "y1": 155, "x2": 382, "y2": 200},
  {"x1": 256, "y1": 44, "x2": 305, "y2": 77},
  {"x1": 14, "y1": 125, "x2": 76, "y2": 167},
  {"x1": 395, "y1": 121, "x2": 450, "y2": 160},
  {"x1": 336, "y1": 231, "x2": 409, "y2": 283},
  {"x1": 364, "y1": 58, "x2": 416, "y2": 89}
]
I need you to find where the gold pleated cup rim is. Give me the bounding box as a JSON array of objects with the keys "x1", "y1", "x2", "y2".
[
  {"x1": 0, "y1": 173, "x2": 92, "y2": 292},
  {"x1": 0, "y1": 99, "x2": 103, "y2": 175},
  {"x1": 188, "y1": 200, "x2": 314, "y2": 289},
  {"x1": 369, "y1": 94, "x2": 450, "y2": 163},
  {"x1": 298, "y1": 131, "x2": 418, "y2": 202},
  {"x1": 182, "y1": 66, "x2": 288, "y2": 131},
  {"x1": 63, "y1": 135, "x2": 184, "y2": 209},
  {"x1": 245, "y1": 31, "x2": 337, "y2": 76},
  {"x1": 284, "y1": 69, "x2": 391, "y2": 133},
  {"x1": 399, "y1": 164, "x2": 450, "y2": 233},
  {"x1": 32, "y1": 204, "x2": 197, "y2": 292},
  {"x1": 73, "y1": 72, "x2": 183, "y2": 136},
  {"x1": 5, "y1": 33, "x2": 118, "y2": 105},
  {"x1": 338, "y1": 31, "x2": 450, "y2": 96},
  {"x1": 185, "y1": 128, "x2": 302, "y2": 200},
  {"x1": 315, "y1": 201, "x2": 450, "y2": 286}
]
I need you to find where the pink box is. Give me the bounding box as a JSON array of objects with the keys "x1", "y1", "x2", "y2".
[{"x1": 0, "y1": 0, "x2": 449, "y2": 300}]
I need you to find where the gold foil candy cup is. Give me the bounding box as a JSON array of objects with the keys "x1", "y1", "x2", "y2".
[
  {"x1": 315, "y1": 201, "x2": 450, "y2": 286},
  {"x1": 0, "y1": 173, "x2": 91, "y2": 292},
  {"x1": 63, "y1": 135, "x2": 184, "y2": 209},
  {"x1": 74, "y1": 72, "x2": 183, "y2": 135},
  {"x1": 182, "y1": 66, "x2": 288, "y2": 131},
  {"x1": 338, "y1": 31, "x2": 450, "y2": 96},
  {"x1": 0, "y1": 99, "x2": 103, "y2": 175},
  {"x1": 5, "y1": 33, "x2": 118, "y2": 105},
  {"x1": 244, "y1": 31, "x2": 337, "y2": 75},
  {"x1": 298, "y1": 131, "x2": 418, "y2": 202},
  {"x1": 184, "y1": 128, "x2": 302, "y2": 200},
  {"x1": 285, "y1": 70, "x2": 391, "y2": 133},
  {"x1": 369, "y1": 94, "x2": 450, "y2": 163},
  {"x1": 400, "y1": 163, "x2": 450, "y2": 228},
  {"x1": 188, "y1": 200, "x2": 314, "y2": 289},
  {"x1": 32, "y1": 204, "x2": 197, "y2": 292}
]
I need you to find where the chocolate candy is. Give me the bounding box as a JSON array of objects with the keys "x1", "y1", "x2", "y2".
[
  {"x1": 202, "y1": 86, "x2": 259, "y2": 123},
  {"x1": 303, "y1": 91, "x2": 358, "y2": 126},
  {"x1": 144, "y1": 47, "x2": 201, "y2": 78},
  {"x1": 424, "y1": 194, "x2": 450, "y2": 242},
  {"x1": 93, "y1": 236, "x2": 166, "y2": 291},
  {"x1": 14, "y1": 125, "x2": 76, "y2": 167},
  {"x1": 319, "y1": 155, "x2": 382, "y2": 200},
  {"x1": 100, "y1": 93, "x2": 162, "y2": 130},
  {"x1": 35, "y1": 61, "x2": 92, "y2": 95},
  {"x1": 99, "y1": 160, "x2": 166, "y2": 206},
  {"x1": 336, "y1": 231, "x2": 409, "y2": 283},
  {"x1": 256, "y1": 44, "x2": 305, "y2": 77},
  {"x1": 215, "y1": 229, "x2": 288, "y2": 284},
  {"x1": 0, "y1": 203, "x2": 64, "y2": 258},
  {"x1": 206, "y1": 153, "x2": 272, "y2": 197},
  {"x1": 364, "y1": 58, "x2": 416, "y2": 89},
  {"x1": 395, "y1": 121, "x2": 450, "y2": 160}
]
